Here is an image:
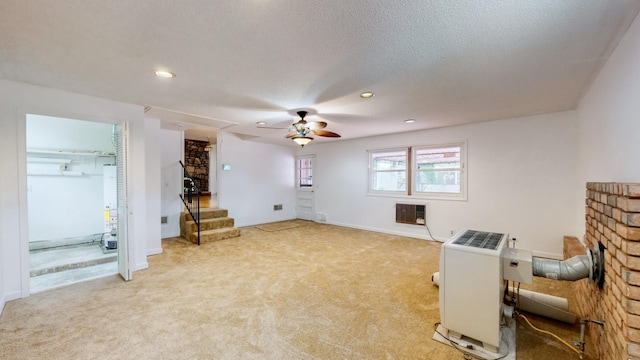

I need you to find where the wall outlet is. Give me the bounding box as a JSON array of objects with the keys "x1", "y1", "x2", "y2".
[{"x1": 450, "y1": 229, "x2": 455, "y2": 236}]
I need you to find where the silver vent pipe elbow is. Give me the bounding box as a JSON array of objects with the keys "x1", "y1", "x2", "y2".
[{"x1": 532, "y1": 255, "x2": 592, "y2": 282}]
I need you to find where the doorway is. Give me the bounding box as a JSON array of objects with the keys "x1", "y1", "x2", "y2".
[
  {"x1": 26, "y1": 114, "x2": 125, "y2": 293},
  {"x1": 184, "y1": 127, "x2": 218, "y2": 209},
  {"x1": 296, "y1": 155, "x2": 315, "y2": 221}
]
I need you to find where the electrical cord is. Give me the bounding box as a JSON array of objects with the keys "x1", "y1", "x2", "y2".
[
  {"x1": 517, "y1": 313, "x2": 580, "y2": 356},
  {"x1": 425, "y1": 222, "x2": 437, "y2": 241}
]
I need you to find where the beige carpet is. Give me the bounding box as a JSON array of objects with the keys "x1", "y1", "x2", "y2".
[
  {"x1": 0, "y1": 221, "x2": 595, "y2": 359},
  {"x1": 254, "y1": 219, "x2": 309, "y2": 232}
]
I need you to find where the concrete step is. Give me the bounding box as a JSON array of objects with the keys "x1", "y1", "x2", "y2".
[
  {"x1": 188, "y1": 227, "x2": 241, "y2": 244},
  {"x1": 183, "y1": 217, "x2": 235, "y2": 233}
]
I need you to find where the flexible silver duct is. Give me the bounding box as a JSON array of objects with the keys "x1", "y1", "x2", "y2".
[{"x1": 532, "y1": 255, "x2": 591, "y2": 281}]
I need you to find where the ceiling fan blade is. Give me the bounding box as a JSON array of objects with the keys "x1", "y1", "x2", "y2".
[
  {"x1": 305, "y1": 121, "x2": 327, "y2": 130},
  {"x1": 285, "y1": 132, "x2": 298, "y2": 138},
  {"x1": 311, "y1": 130, "x2": 341, "y2": 138}
]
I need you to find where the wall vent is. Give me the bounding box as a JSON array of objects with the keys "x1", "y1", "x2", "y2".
[
  {"x1": 273, "y1": 204, "x2": 283, "y2": 211},
  {"x1": 395, "y1": 203, "x2": 426, "y2": 225}
]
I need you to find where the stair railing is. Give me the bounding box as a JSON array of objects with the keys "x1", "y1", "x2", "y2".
[{"x1": 179, "y1": 160, "x2": 201, "y2": 245}]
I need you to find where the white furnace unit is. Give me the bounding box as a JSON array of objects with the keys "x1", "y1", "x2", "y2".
[
  {"x1": 437, "y1": 228, "x2": 604, "y2": 357},
  {"x1": 439, "y1": 229, "x2": 511, "y2": 353}
]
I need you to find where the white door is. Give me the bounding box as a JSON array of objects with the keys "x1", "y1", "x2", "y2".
[
  {"x1": 296, "y1": 155, "x2": 315, "y2": 221},
  {"x1": 115, "y1": 123, "x2": 131, "y2": 281}
]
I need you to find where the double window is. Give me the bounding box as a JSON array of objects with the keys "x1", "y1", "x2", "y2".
[{"x1": 368, "y1": 142, "x2": 466, "y2": 200}]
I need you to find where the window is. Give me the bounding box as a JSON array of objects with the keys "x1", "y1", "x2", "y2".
[
  {"x1": 297, "y1": 155, "x2": 313, "y2": 188},
  {"x1": 368, "y1": 149, "x2": 407, "y2": 193},
  {"x1": 413, "y1": 144, "x2": 463, "y2": 196},
  {"x1": 368, "y1": 142, "x2": 466, "y2": 200}
]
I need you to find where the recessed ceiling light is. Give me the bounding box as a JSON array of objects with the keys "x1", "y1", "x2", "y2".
[
  {"x1": 360, "y1": 92, "x2": 375, "y2": 99},
  {"x1": 256, "y1": 121, "x2": 267, "y2": 125},
  {"x1": 153, "y1": 70, "x2": 176, "y2": 78},
  {"x1": 404, "y1": 119, "x2": 416, "y2": 124}
]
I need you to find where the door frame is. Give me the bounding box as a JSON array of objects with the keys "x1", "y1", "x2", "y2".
[
  {"x1": 295, "y1": 154, "x2": 316, "y2": 221},
  {"x1": 19, "y1": 112, "x2": 132, "y2": 297}
]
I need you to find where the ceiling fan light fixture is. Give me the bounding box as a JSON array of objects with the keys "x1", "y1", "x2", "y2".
[
  {"x1": 360, "y1": 91, "x2": 375, "y2": 99},
  {"x1": 293, "y1": 136, "x2": 313, "y2": 147},
  {"x1": 153, "y1": 69, "x2": 176, "y2": 78}
]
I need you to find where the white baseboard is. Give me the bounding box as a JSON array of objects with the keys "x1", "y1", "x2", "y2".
[
  {"x1": 161, "y1": 230, "x2": 180, "y2": 239},
  {"x1": 1, "y1": 289, "x2": 22, "y2": 315},
  {"x1": 321, "y1": 221, "x2": 563, "y2": 259},
  {"x1": 134, "y1": 261, "x2": 149, "y2": 272},
  {"x1": 147, "y1": 248, "x2": 163, "y2": 256},
  {"x1": 239, "y1": 217, "x2": 297, "y2": 228},
  {"x1": 323, "y1": 220, "x2": 448, "y2": 242}
]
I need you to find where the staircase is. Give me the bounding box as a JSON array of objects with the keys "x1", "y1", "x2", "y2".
[{"x1": 180, "y1": 208, "x2": 240, "y2": 244}]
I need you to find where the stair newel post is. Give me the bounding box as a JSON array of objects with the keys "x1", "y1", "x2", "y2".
[{"x1": 196, "y1": 194, "x2": 200, "y2": 246}]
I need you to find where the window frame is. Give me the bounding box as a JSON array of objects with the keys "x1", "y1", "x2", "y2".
[
  {"x1": 367, "y1": 141, "x2": 467, "y2": 201},
  {"x1": 411, "y1": 142, "x2": 466, "y2": 200},
  {"x1": 367, "y1": 148, "x2": 409, "y2": 195},
  {"x1": 296, "y1": 155, "x2": 314, "y2": 189}
]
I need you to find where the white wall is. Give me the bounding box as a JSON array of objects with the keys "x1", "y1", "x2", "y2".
[
  {"x1": 0, "y1": 79, "x2": 152, "y2": 307},
  {"x1": 144, "y1": 118, "x2": 162, "y2": 256},
  {"x1": 575, "y1": 13, "x2": 640, "y2": 238},
  {"x1": 159, "y1": 127, "x2": 183, "y2": 238},
  {"x1": 209, "y1": 146, "x2": 217, "y2": 195},
  {"x1": 218, "y1": 132, "x2": 297, "y2": 226},
  {"x1": 301, "y1": 111, "x2": 578, "y2": 258},
  {"x1": 26, "y1": 115, "x2": 115, "y2": 242}
]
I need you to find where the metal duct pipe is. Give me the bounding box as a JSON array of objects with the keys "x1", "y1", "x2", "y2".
[{"x1": 532, "y1": 255, "x2": 591, "y2": 281}]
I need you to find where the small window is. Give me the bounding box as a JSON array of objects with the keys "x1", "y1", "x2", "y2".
[
  {"x1": 368, "y1": 149, "x2": 407, "y2": 194},
  {"x1": 297, "y1": 155, "x2": 313, "y2": 188},
  {"x1": 413, "y1": 144, "x2": 464, "y2": 198}
]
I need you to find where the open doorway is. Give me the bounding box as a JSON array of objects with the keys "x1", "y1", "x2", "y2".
[
  {"x1": 184, "y1": 127, "x2": 218, "y2": 209},
  {"x1": 26, "y1": 114, "x2": 122, "y2": 293}
]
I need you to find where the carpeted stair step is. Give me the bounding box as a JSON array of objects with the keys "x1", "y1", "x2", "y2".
[
  {"x1": 183, "y1": 217, "x2": 235, "y2": 233},
  {"x1": 189, "y1": 227, "x2": 241, "y2": 244},
  {"x1": 184, "y1": 208, "x2": 228, "y2": 222}
]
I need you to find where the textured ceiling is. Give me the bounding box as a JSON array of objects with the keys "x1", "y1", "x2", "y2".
[{"x1": 1, "y1": 1, "x2": 639, "y2": 146}]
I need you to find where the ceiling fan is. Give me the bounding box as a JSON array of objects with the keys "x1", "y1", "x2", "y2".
[{"x1": 285, "y1": 110, "x2": 341, "y2": 147}]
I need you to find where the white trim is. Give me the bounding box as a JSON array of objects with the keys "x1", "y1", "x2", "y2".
[
  {"x1": 17, "y1": 109, "x2": 30, "y2": 298},
  {"x1": 325, "y1": 219, "x2": 449, "y2": 242},
  {"x1": 134, "y1": 261, "x2": 149, "y2": 271},
  {"x1": 367, "y1": 147, "x2": 409, "y2": 195},
  {"x1": 147, "y1": 248, "x2": 163, "y2": 256},
  {"x1": 411, "y1": 141, "x2": 467, "y2": 201},
  {"x1": 161, "y1": 230, "x2": 181, "y2": 239}
]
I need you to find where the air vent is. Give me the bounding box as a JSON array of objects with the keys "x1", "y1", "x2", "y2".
[
  {"x1": 395, "y1": 203, "x2": 426, "y2": 225},
  {"x1": 452, "y1": 230, "x2": 504, "y2": 250}
]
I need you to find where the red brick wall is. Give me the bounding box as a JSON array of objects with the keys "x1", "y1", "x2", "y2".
[{"x1": 577, "y1": 182, "x2": 640, "y2": 359}]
